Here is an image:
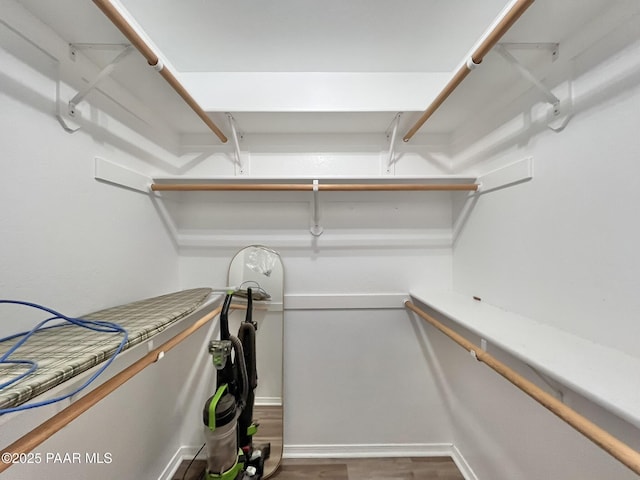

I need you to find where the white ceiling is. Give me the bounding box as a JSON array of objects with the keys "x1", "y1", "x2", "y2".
[
  {"x1": 13, "y1": 0, "x2": 619, "y2": 136},
  {"x1": 116, "y1": 0, "x2": 509, "y2": 73}
]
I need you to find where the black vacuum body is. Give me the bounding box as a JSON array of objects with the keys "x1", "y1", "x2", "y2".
[{"x1": 203, "y1": 290, "x2": 269, "y2": 480}]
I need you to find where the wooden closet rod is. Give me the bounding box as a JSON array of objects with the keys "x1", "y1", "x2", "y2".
[
  {"x1": 0, "y1": 304, "x2": 224, "y2": 473},
  {"x1": 92, "y1": 0, "x2": 228, "y2": 144},
  {"x1": 405, "y1": 301, "x2": 640, "y2": 476},
  {"x1": 403, "y1": 0, "x2": 535, "y2": 142},
  {"x1": 150, "y1": 183, "x2": 479, "y2": 192}
]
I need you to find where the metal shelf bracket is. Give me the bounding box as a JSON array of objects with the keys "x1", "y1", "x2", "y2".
[
  {"x1": 384, "y1": 112, "x2": 402, "y2": 175},
  {"x1": 310, "y1": 180, "x2": 323, "y2": 236},
  {"x1": 226, "y1": 113, "x2": 246, "y2": 175},
  {"x1": 57, "y1": 44, "x2": 133, "y2": 132},
  {"x1": 495, "y1": 43, "x2": 560, "y2": 112},
  {"x1": 495, "y1": 43, "x2": 572, "y2": 132}
]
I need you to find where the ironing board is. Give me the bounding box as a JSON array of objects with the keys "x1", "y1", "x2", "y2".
[{"x1": 0, "y1": 288, "x2": 213, "y2": 411}]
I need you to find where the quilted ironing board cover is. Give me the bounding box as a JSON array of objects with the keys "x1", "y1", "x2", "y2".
[{"x1": 0, "y1": 288, "x2": 212, "y2": 410}]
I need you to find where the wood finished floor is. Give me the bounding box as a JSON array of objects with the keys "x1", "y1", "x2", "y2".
[
  {"x1": 269, "y1": 457, "x2": 464, "y2": 480},
  {"x1": 175, "y1": 456, "x2": 463, "y2": 480},
  {"x1": 174, "y1": 405, "x2": 463, "y2": 479},
  {"x1": 174, "y1": 405, "x2": 283, "y2": 480},
  {"x1": 253, "y1": 405, "x2": 283, "y2": 475}
]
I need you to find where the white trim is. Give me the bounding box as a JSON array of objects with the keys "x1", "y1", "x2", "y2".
[
  {"x1": 157, "y1": 446, "x2": 195, "y2": 480},
  {"x1": 255, "y1": 396, "x2": 282, "y2": 406},
  {"x1": 284, "y1": 293, "x2": 407, "y2": 310},
  {"x1": 158, "y1": 445, "x2": 207, "y2": 480},
  {"x1": 178, "y1": 231, "x2": 452, "y2": 249},
  {"x1": 476, "y1": 156, "x2": 533, "y2": 194},
  {"x1": 94, "y1": 157, "x2": 151, "y2": 193},
  {"x1": 450, "y1": 444, "x2": 479, "y2": 480},
  {"x1": 283, "y1": 442, "x2": 454, "y2": 459},
  {"x1": 162, "y1": 443, "x2": 477, "y2": 480}
]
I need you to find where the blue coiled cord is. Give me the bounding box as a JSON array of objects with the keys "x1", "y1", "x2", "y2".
[{"x1": 0, "y1": 299, "x2": 128, "y2": 415}]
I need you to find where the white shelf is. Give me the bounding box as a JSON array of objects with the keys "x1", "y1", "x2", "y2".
[
  {"x1": 151, "y1": 175, "x2": 478, "y2": 185},
  {"x1": 409, "y1": 290, "x2": 640, "y2": 430}
]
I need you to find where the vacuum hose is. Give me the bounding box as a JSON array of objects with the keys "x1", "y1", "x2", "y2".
[
  {"x1": 229, "y1": 335, "x2": 249, "y2": 411},
  {"x1": 237, "y1": 322, "x2": 257, "y2": 448}
]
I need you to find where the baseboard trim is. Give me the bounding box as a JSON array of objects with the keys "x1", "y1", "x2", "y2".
[
  {"x1": 158, "y1": 445, "x2": 206, "y2": 480},
  {"x1": 255, "y1": 396, "x2": 282, "y2": 406},
  {"x1": 450, "y1": 444, "x2": 479, "y2": 480},
  {"x1": 283, "y1": 442, "x2": 454, "y2": 459},
  {"x1": 162, "y1": 443, "x2": 478, "y2": 480}
]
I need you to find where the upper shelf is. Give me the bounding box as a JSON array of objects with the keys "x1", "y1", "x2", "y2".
[
  {"x1": 409, "y1": 289, "x2": 640, "y2": 430},
  {"x1": 149, "y1": 175, "x2": 480, "y2": 192},
  {"x1": 151, "y1": 175, "x2": 478, "y2": 183},
  {"x1": 9, "y1": 0, "x2": 633, "y2": 139}
]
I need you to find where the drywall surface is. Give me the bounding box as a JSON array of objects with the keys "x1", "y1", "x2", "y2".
[
  {"x1": 0, "y1": 66, "x2": 178, "y2": 335},
  {"x1": 283, "y1": 307, "x2": 453, "y2": 448},
  {"x1": 0, "y1": 6, "x2": 190, "y2": 479},
  {"x1": 3, "y1": 317, "x2": 217, "y2": 480},
  {"x1": 447, "y1": 8, "x2": 640, "y2": 480},
  {"x1": 179, "y1": 242, "x2": 456, "y2": 453},
  {"x1": 1, "y1": 2, "x2": 463, "y2": 475},
  {"x1": 169, "y1": 121, "x2": 462, "y2": 452},
  {"x1": 0, "y1": 2, "x2": 181, "y2": 330},
  {"x1": 161, "y1": 97, "x2": 463, "y2": 451},
  {"x1": 453, "y1": 9, "x2": 640, "y2": 361},
  {"x1": 412, "y1": 305, "x2": 640, "y2": 480}
]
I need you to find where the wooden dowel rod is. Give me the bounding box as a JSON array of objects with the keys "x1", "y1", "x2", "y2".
[
  {"x1": 91, "y1": 0, "x2": 157, "y2": 65},
  {"x1": 471, "y1": 0, "x2": 535, "y2": 64},
  {"x1": 91, "y1": 0, "x2": 227, "y2": 144},
  {"x1": 405, "y1": 301, "x2": 640, "y2": 477},
  {"x1": 150, "y1": 183, "x2": 479, "y2": 192},
  {"x1": 156, "y1": 67, "x2": 228, "y2": 143},
  {"x1": 0, "y1": 305, "x2": 223, "y2": 473},
  {"x1": 403, "y1": 0, "x2": 535, "y2": 142},
  {"x1": 152, "y1": 183, "x2": 313, "y2": 192},
  {"x1": 402, "y1": 66, "x2": 472, "y2": 143}
]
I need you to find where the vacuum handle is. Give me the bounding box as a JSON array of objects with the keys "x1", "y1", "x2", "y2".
[
  {"x1": 220, "y1": 292, "x2": 233, "y2": 340},
  {"x1": 245, "y1": 288, "x2": 253, "y2": 326}
]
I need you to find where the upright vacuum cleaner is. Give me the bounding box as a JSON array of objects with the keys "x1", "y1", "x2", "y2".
[{"x1": 203, "y1": 288, "x2": 270, "y2": 480}]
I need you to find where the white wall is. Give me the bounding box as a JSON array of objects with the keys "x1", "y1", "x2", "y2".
[
  {"x1": 181, "y1": 246, "x2": 456, "y2": 445},
  {"x1": 175, "y1": 154, "x2": 460, "y2": 453},
  {"x1": 451, "y1": 5, "x2": 640, "y2": 358},
  {"x1": 413, "y1": 309, "x2": 640, "y2": 480},
  {"x1": 283, "y1": 307, "x2": 454, "y2": 450},
  {"x1": 0, "y1": 3, "x2": 181, "y2": 325},
  {"x1": 1, "y1": 4, "x2": 462, "y2": 478},
  {"x1": 446, "y1": 6, "x2": 640, "y2": 479},
  {"x1": 0, "y1": 7, "x2": 204, "y2": 479},
  {"x1": 170, "y1": 124, "x2": 462, "y2": 452},
  {"x1": 5, "y1": 1, "x2": 640, "y2": 479},
  {"x1": 3, "y1": 317, "x2": 219, "y2": 480}
]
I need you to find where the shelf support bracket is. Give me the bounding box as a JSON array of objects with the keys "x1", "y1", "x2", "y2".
[
  {"x1": 310, "y1": 180, "x2": 323, "y2": 237},
  {"x1": 384, "y1": 113, "x2": 402, "y2": 175},
  {"x1": 529, "y1": 366, "x2": 565, "y2": 402},
  {"x1": 495, "y1": 44, "x2": 560, "y2": 114},
  {"x1": 498, "y1": 42, "x2": 559, "y2": 61},
  {"x1": 226, "y1": 113, "x2": 246, "y2": 175},
  {"x1": 495, "y1": 43, "x2": 572, "y2": 132},
  {"x1": 60, "y1": 44, "x2": 134, "y2": 131}
]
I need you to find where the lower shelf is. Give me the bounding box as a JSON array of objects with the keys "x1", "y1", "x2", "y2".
[{"x1": 409, "y1": 290, "x2": 640, "y2": 430}]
